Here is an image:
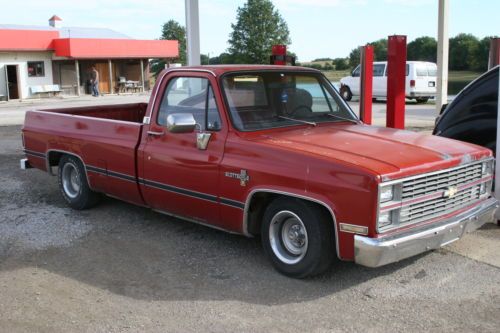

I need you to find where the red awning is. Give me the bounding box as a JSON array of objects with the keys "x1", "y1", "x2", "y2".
[
  {"x1": 53, "y1": 38, "x2": 179, "y2": 59},
  {"x1": 0, "y1": 29, "x2": 59, "y2": 51}
]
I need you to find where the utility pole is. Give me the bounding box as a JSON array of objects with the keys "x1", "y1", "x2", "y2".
[
  {"x1": 185, "y1": 0, "x2": 201, "y2": 66},
  {"x1": 436, "y1": 0, "x2": 449, "y2": 113}
]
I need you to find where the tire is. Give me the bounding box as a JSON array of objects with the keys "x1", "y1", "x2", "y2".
[
  {"x1": 58, "y1": 155, "x2": 100, "y2": 210},
  {"x1": 339, "y1": 85, "x2": 352, "y2": 101},
  {"x1": 261, "y1": 197, "x2": 335, "y2": 278},
  {"x1": 416, "y1": 97, "x2": 429, "y2": 104}
]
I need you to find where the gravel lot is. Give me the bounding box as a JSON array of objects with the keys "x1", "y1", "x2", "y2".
[{"x1": 1, "y1": 124, "x2": 499, "y2": 333}]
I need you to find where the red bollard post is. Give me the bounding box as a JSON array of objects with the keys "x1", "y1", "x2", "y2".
[
  {"x1": 386, "y1": 35, "x2": 407, "y2": 129},
  {"x1": 271, "y1": 45, "x2": 287, "y2": 65},
  {"x1": 360, "y1": 45, "x2": 374, "y2": 125}
]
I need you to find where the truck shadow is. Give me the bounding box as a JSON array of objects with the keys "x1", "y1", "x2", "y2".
[
  {"x1": 0, "y1": 151, "x2": 427, "y2": 306},
  {"x1": 1, "y1": 195, "x2": 423, "y2": 306}
]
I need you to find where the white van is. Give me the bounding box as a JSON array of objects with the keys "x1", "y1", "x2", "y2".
[{"x1": 339, "y1": 61, "x2": 437, "y2": 103}]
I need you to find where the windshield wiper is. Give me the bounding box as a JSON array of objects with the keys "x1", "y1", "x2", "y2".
[
  {"x1": 325, "y1": 113, "x2": 360, "y2": 124},
  {"x1": 278, "y1": 116, "x2": 317, "y2": 127}
]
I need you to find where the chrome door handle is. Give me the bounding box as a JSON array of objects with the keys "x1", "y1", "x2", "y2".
[{"x1": 147, "y1": 131, "x2": 164, "y2": 137}]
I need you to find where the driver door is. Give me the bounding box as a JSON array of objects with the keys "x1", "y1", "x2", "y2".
[{"x1": 139, "y1": 73, "x2": 227, "y2": 227}]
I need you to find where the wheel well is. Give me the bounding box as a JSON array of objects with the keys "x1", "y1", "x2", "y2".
[
  {"x1": 46, "y1": 151, "x2": 85, "y2": 175},
  {"x1": 246, "y1": 192, "x2": 335, "y2": 238},
  {"x1": 48, "y1": 151, "x2": 64, "y2": 167}
]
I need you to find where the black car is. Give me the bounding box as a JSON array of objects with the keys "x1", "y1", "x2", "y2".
[{"x1": 434, "y1": 66, "x2": 499, "y2": 152}]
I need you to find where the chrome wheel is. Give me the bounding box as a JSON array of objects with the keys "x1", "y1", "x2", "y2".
[
  {"x1": 61, "y1": 162, "x2": 81, "y2": 199},
  {"x1": 269, "y1": 210, "x2": 308, "y2": 265}
]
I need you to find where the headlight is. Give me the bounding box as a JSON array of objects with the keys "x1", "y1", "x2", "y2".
[
  {"x1": 378, "y1": 209, "x2": 401, "y2": 230},
  {"x1": 480, "y1": 182, "x2": 486, "y2": 194},
  {"x1": 480, "y1": 180, "x2": 493, "y2": 196},
  {"x1": 379, "y1": 185, "x2": 394, "y2": 203},
  {"x1": 481, "y1": 160, "x2": 493, "y2": 176},
  {"x1": 378, "y1": 210, "x2": 392, "y2": 228},
  {"x1": 378, "y1": 183, "x2": 402, "y2": 232}
]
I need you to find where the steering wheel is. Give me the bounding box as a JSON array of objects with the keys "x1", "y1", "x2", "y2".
[{"x1": 289, "y1": 105, "x2": 313, "y2": 117}]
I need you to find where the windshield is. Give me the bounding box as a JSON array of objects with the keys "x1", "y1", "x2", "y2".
[{"x1": 221, "y1": 71, "x2": 358, "y2": 131}]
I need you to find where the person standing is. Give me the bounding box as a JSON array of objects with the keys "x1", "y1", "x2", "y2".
[{"x1": 90, "y1": 66, "x2": 100, "y2": 97}]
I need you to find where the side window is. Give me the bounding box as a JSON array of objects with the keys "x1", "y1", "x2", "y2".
[
  {"x1": 352, "y1": 66, "x2": 361, "y2": 77},
  {"x1": 158, "y1": 77, "x2": 221, "y2": 131},
  {"x1": 373, "y1": 64, "x2": 385, "y2": 77},
  {"x1": 406, "y1": 64, "x2": 410, "y2": 76}
]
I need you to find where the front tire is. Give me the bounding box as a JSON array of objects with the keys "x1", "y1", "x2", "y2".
[
  {"x1": 58, "y1": 155, "x2": 100, "y2": 210},
  {"x1": 261, "y1": 197, "x2": 335, "y2": 278},
  {"x1": 339, "y1": 85, "x2": 353, "y2": 101}
]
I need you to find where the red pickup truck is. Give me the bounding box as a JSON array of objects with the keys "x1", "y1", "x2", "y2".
[{"x1": 21, "y1": 65, "x2": 498, "y2": 278}]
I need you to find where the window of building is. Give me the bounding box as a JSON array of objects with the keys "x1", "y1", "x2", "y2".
[{"x1": 27, "y1": 61, "x2": 45, "y2": 77}]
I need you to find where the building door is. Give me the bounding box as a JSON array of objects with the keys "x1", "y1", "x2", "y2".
[
  {"x1": 5, "y1": 65, "x2": 20, "y2": 100},
  {"x1": 94, "y1": 63, "x2": 110, "y2": 94}
]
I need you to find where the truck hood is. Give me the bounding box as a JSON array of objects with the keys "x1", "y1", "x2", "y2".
[{"x1": 249, "y1": 123, "x2": 490, "y2": 180}]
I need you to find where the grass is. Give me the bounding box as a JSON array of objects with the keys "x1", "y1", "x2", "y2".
[
  {"x1": 448, "y1": 71, "x2": 483, "y2": 82},
  {"x1": 321, "y1": 70, "x2": 351, "y2": 82}
]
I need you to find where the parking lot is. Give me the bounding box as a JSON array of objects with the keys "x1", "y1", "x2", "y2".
[{"x1": 1, "y1": 98, "x2": 499, "y2": 332}]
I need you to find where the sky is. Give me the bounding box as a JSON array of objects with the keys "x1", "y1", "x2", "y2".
[{"x1": 0, "y1": 0, "x2": 498, "y2": 62}]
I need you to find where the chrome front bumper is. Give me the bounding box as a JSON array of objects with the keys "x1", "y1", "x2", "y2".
[{"x1": 354, "y1": 198, "x2": 498, "y2": 267}]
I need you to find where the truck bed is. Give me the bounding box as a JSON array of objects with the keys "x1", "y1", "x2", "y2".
[
  {"x1": 39, "y1": 102, "x2": 148, "y2": 123},
  {"x1": 22, "y1": 103, "x2": 148, "y2": 206}
]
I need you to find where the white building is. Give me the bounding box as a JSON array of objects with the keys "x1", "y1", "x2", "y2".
[{"x1": 0, "y1": 16, "x2": 178, "y2": 100}]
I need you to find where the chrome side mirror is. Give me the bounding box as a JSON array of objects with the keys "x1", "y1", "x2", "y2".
[{"x1": 166, "y1": 113, "x2": 197, "y2": 133}]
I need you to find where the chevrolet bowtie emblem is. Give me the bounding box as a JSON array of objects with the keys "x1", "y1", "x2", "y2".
[
  {"x1": 225, "y1": 170, "x2": 250, "y2": 187},
  {"x1": 443, "y1": 186, "x2": 458, "y2": 198}
]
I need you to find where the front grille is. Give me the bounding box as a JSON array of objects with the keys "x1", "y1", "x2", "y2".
[
  {"x1": 399, "y1": 162, "x2": 483, "y2": 225},
  {"x1": 401, "y1": 163, "x2": 482, "y2": 200},
  {"x1": 400, "y1": 186, "x2": 480, "y2": 224}
]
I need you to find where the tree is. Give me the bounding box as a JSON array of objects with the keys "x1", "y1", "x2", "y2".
[
  {"x1": 201, "y1": 54, "x2": 209, "y2": 65},
  {"x1": 348, "y1": 47, "x2": 361, "y2": 68},
  {"x1": 150, "y1": 20, "x2": 186, "y2": 75},
  {"x1": 370, "y1": 39, "x2": 388, "y2": 61},
  {"x1": 160, "y1": 20, "x2": 186, "y2": 65},
  {"x1": 332, "y1": 58, "x2": 349, "y2": 70},
  {"x1": 407, "y1": 36, "x2": 437, "y2": 62},
  {"x1": 471, "y1": 37, "x2": 493, "y2": 72},
  {"x1": 348, "y1": 39, "x2": 387, "y2": 69},
  {"x1": 228, "y1": 0, "x2": 291, "y2": 64},
  {"x1": 449, "y1": 33, "x2": 479, "y2": 71}
]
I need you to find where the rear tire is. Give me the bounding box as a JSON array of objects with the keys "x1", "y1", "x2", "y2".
[
  {"x1": 261, "y1": 197, "x2": 335, "y2": 278},
  {"x1": 58, "y1": 155, "x2": 100, "y2": 210},
  {"x1": 416, "y1": 97, "x2": 429, "y2": 104},
  {"x1": 339, "y1": 85, "x2": 353, "y2": 101}
]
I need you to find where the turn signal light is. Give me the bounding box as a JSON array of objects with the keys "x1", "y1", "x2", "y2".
[{"x1": 410, "y1": 80, "x2": 416, "y2": 87}]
